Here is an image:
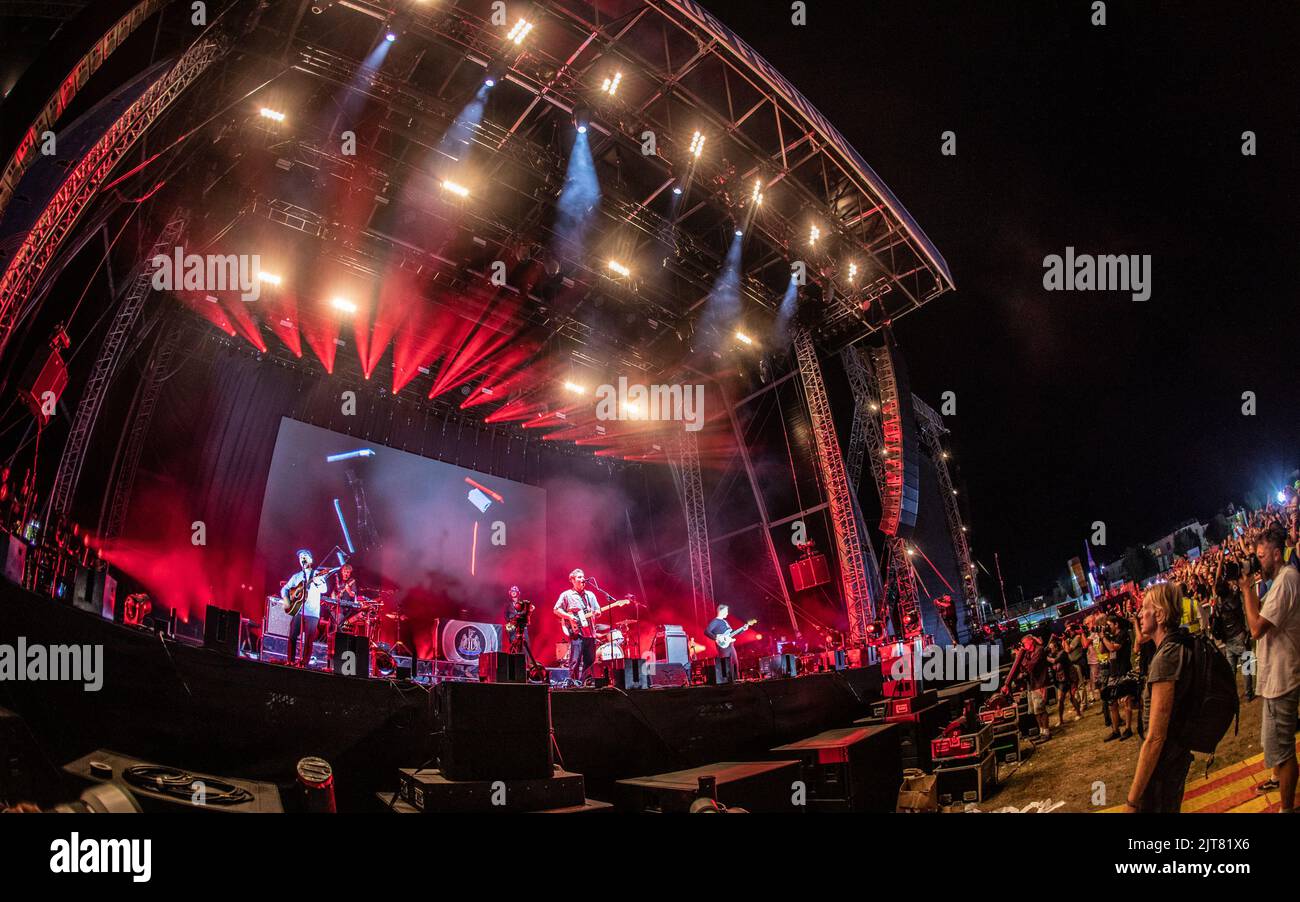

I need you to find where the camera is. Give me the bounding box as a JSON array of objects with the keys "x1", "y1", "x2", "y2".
[{"x1": 1222, "y1": 554, "x2": 1261, "y2": 583}]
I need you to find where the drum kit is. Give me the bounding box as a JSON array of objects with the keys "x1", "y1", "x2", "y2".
[
  {"x1": 594, "y1": 619, "x2": 639, "y2": 662},
  {"x1": 321, "y1": 589, "x2": 410, "y2": 676}
]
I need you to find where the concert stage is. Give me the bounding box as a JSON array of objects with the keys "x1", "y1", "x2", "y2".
[{"x1": 0, "y1": 583, "x2": 883, "y2": 810}]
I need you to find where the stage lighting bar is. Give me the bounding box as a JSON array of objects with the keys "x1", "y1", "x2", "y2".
[
  {"x1": 507, "y1": 18, "x2": 533, "y2": 45},
  {"x1": 735, "y1": 331, "x2": 753, "y2": 346},
  {"x1": 563, "y1": 381, "x2": 587, "y2": 395},
  {"x1": 258, "y1": 272, "x2": 282, "y2": 286},
  {"x1": 331, "y1": 297, "x2": 358, "y2": 314},
  {"x1": 751, "y1": 179, "x2": 763, "y2": 205},
  {"x1": 689, "y1": 131, "x2": 705, "y2": 158},
  {"x1": 441, "y1": 179, "x2": 470, "y2": 197},
  {"x1": 259, "y1": 107, "x2": 286, "y2": 122},
  {"x1": 601, "y1": 72, "x2": 623, "y2": 96},
  {"x1": 607, "y1": 259, "x2": 631, "y2": 277},
  {"x1": 809, "y1": 225, "x2": 820, "y2": 245},
  {"x1": 847, "y1": 262, "x2": 858, "y2": 282}
]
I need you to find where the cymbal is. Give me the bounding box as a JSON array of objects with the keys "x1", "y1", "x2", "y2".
[
  {"x1": 384, "y1": 612, "x2": 409, "y2": 621},
  {"x1": 614, "y1": 619, "x2": 637, "y2": 629}
]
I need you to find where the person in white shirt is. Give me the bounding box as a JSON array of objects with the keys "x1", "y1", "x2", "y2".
[
  {"x1": 553, "y1": 569, "x2": 601, "y2": 683},
  {"x1": 1241, "y1": 526, "x2": 1300, "y2": 812},
  {"x1": 281, "y1": 549, "x2": 329, "y2": 667}
]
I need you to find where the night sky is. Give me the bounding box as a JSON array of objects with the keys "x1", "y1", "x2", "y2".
[{"x1": 702, "y1": 0, "x2": 1300, "y2": 598}]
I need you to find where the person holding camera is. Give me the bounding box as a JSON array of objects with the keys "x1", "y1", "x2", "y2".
[
  {"x1": 1101, "y1": 610, "x2": 1137, "y2": 742},
  {"x1": 1240, "y1": 526, "x2": 1300, "y2": 811},
  {"x1": 1048, "y1": 633, "x2": 1084, "y2": 726},
  {"x1": 1213, "y1": 557, "x2": 1255, "y2": 702}
]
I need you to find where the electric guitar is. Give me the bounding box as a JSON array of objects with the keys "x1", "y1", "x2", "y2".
[
  {"x1": 559, "y1": 597, "x2": 633, "y2": 638},
  {"x1": 713, "y1": 619, "x2": 757, "y2": 650},
  {"x1": 282, "y1": 565, "x2": 344, "y2": 617}
]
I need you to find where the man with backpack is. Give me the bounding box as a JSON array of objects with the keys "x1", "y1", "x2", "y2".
[
  {"x1": 1241, "y1": 526, "x2": 1300, "y2": 812},
  {"x1": 1124, "y1": 583, "x2": 1198, "y2": 812}
]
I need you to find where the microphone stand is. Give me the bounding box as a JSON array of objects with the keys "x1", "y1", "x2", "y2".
[{"x1": 587, "y1": 579, "x2": 622, "y2": 680}]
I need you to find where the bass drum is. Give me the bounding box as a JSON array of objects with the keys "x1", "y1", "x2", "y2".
[
  {"x1": 372, "y1": 642, "x2": 396, "y2": 678},
  {"x1": 595, "y1": 642, "x2": 625, "y2": 662}
]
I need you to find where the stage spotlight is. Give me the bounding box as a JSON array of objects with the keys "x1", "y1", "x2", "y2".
[
  {"x1": 258, "y1": 272, "x2": 282, "y2": 286},
  {"x1": 688, "y1": 130, "x2": 705, "y2": 158},
  {"x1": 751, "y1": 179, "x2": 763, "y2": 205},
  {"x1": 507, "y1": 18, "x2": 533, "y2": 45},
  {"x1": 385, "y1": 29, "x2": 397, "y2": 42},
  {"x1": 847, "y1": 262, "x2": 858, "y2": 282},
  {"x1": 484, "y1": 60, "x2": 506, "y2": 87},
  {"x1": 735, "y1": 331, "x2": 753, "y2": 346},
  {"x1": 733, "y1": 228, "x2": 743, "y2": 237},
  {"x1": 1278, "y1": 489, "x2": 1288, "y2": 504},
  {"x1": 865, "y1": 620, "x2": 885, "y2": 643},
  {"x1": 331, "y1": 297, "x2": 358, "y2": 314},
  {"x1": 952, "y1": 489, "x2": 958, "y2": 495},
  {"x1": 259, "y1": 107, "x2": 286, "y2": 122},
  {"x1": 902, "y1": 609, "x2": 921, "y2": 636},
  {"x1": 441, "y1": 179, "x2": 470, "y2": 197},
  {"x1": 808, "y1": 225, "x2": 820, "y2": 245},
  {"x1": 906, "y1": 546, "x2": 915, "y2": 556},
  {"x1": 563, "y1": 381, "x2": 586, "y2": 395},
  {"x1": 607, "y1": 259, "x2": 631, "y2": 277},
  {"x1": 601, "y1": 71, "x2": 623, "y2": 96},
  {"x1": 672, "y1": 184, "x2": 683, "y2": 195},
  {"x1": 573, "y1": 104, "x2": 590, "y2": 134}
]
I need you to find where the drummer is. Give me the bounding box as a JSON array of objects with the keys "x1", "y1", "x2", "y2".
[{"x1": 332, "y1": 564, "x2": 358, "y2": 602}]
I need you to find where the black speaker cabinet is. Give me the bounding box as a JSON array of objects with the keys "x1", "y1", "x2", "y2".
[
  {"x1": 704, "y1": 656, "x2": 736, "y2": 685},
  {"x1": 333, "y1": 633, "x2": 370, "y2": 677},
  {"x1": 202, "y1": 604, "x2": 241, "y2": 656},
  {"x1": 434, "y1": 681, "x2": 553, "y2": 781},
  {"x1": 478, "y1": 651, "x2": 527, "y2": 683},
  {"x1": 611, "y1": 657, "x2": 648, "y2": 690}
]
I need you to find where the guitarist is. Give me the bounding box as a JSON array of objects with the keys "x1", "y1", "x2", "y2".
[
  {"x1": 281, "y1": 549, "x2": 329, "y2": 668},
  {"x1": 554, "y1": 569, "x2": 601, "y2": 683},
  {"x1": 706, "y1": 603, "x2": 741, "y2": 672}
]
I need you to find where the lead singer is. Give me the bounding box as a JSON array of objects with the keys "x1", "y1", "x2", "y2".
[{"x1": 554, "y1": 569, "x2": 601, "y2": 683}]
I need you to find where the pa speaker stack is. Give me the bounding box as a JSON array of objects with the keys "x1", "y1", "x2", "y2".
[{"x1": 434, "y1": 681, "x2": 552, "y2": 781}]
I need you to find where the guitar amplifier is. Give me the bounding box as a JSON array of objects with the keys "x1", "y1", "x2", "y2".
[
  {"x1": 264, "y1": 595, "x2": 293, "y2": 637},
  {"x1": 652, "y1": 625, "x2": 689, "y2": 665}
]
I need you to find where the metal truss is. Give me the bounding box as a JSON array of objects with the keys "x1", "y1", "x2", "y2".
[
  {"x1": 915, "y1": 396, "x2": 981, "y2": 621},
  {"x1": 50, "y1": 211, "x2": 188, "y2": 522},
  {"x1": 842, "y1": 345, "x2": 887, "y2": 496},
  {"x1": 668, "y1": 426, "x2": 714, "y2": 627},
  {"x1": 0, "y1": 0, "x2": 168, "y2": 220},
  {"x1": 102, "y1": 316, "x2": 183, "y2": 539},
  {"x1": 240, "y1": 0, "x2": 952, "y2": 353},
  {"x1": 793, "y1": 326, "x2": 873, "y2": 641},
  {"x1": 0, "y1": 30, "x2": 222, "y2": 360},
  {"x1": 887, "y1": 535, "x2": 922, "y2": 639}
]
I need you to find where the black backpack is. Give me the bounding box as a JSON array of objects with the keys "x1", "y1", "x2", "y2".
[{"x1": 1171, "y1": 631, "x2": 1239, "y2": 755}]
